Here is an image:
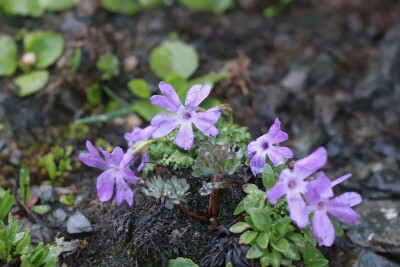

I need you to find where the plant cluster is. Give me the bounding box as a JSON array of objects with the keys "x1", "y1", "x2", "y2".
[
  {"x1": 41, "y1": 145, "x2": 73, "y2": 185},
  {"x1": 0, "y1": 32, "x2": 64, "y2": 96},
  {"x1": 0, "y1": 214, "x2": 63, "y2": 266},
  {"x1": 79, "y1": 81, "x2": 362, "y2": 265}
]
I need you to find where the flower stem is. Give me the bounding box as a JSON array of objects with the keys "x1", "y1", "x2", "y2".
[
  {"x1": 175, "y1": 204, "x2": 210, "y2": 223},
  {"x1": 208, "y1": 174, "x2": 222, "y2": 218}
]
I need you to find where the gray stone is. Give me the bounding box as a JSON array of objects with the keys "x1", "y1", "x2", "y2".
[
  {"x1": 347, "y1": 200, "x2": 400, "y2": 255},
  {"x1": 367, "y1": 169, "x2": 400, "y2": 195},
  {"x1": 67, "y1": 212, "x2": 93, "y2": 234},
  {"x1": 352, "y1": 249, "x2": 400, "y2": 267},
  {"x1": 19, "y1": 218, "x2": 53, "y2": 245},
  {"x1": 31, "y1": 185, "x2": 53, "y2": 202},
  {"x1": 49, "y1": 208, "x2": 67, "y2": 228},
  {"x1": 281, "y1": 68, "x2": 309, "y2": 93}
]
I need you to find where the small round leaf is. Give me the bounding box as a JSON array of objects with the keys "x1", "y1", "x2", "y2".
[
  {"x1": 239, "y1": 230, "x2": 258, "y2": 245},
  {"x1": 246, "y1": 245, "x2": 265, "y2": 259},
  {"x1": 0, "y1": 36, "x2": 18, "y2": 77},
  {"x1": 24, "y1": 31, "x2": 64, "y2": 69},
  {"x1": 14, "y1": 70, "x2": 49, "y2": 97},
  {"x1": 150, "y1": 40, "x2": 199, "y2": 79},
  {"x1": 128, "y1": 79, "x2": 150, "y2": 99}
]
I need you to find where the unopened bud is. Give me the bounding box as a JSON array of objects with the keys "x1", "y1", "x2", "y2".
[
  {"x1": 219, "y1": 103, "x2": 233, "y2": 117},
  {"x1": 288, "y1": 160, "x2": 295, "y2": 169},
  {"x1": 20, "y1": 52, "x2": 36, "y2": 68}
]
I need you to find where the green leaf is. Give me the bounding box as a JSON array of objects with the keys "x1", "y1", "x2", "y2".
[
  {"x1": 1, "y1": 0, "x2": 44, "y2": 17},
  {"x1": 330, "y1": 216, "x2": 344, "y2": 237},
  {"x1": 242, "y1": 183, "x2": 258, "y2": 194},
  {"x1": 69, "y1": 48, "x2": 81, "y2": 71},
  {"x1": 41, "y1": 154, "x2": 57, "y2": 180},
  {"x1": 305, "y1": 259, "x2": 329, "y2": 267},
  {"x1": 0, "y1": 191, "x2": 15, "y2": 220},
  {"x1": 303, "y1": 242, "x2": 326, "y2": 263},
  {"x1": 239, "y1": 230, "x2": 258, "y2": 245},
  {"x1": 285, "y1": 232, "x2": 305, "y2": 249},
  {"x1": 233, "y1": 200, "x2": 245, "y2": 215},
  {"x1": 250, "y1": 208, "x2": 271, "y2": 232},
  {"x1": 96, "y1": 53, "x2": 119, "y2": 80},
  {"x1": 256, "y1": 232, "x2": 269, "y2": 249},
  {"x1": 100, "y1": 0, "x2": 140, "y2": 15},
  {"x1": 246, "y1": 245, "x2": 265, "y2": 259},
  {"x1": 128, "y1": 78, "x2": 150, "y2": 99},
  {"x1": 14, "y1": 229, "x2": 31, "y2": 255},
  {"x1": 271, "y1": 238, "x2": 289, "y2": 253},
  {"x1": 39, "y1": 0, "x2": 77, "y2": 11},
  {"x1": 19, "y1": 163, "x2": 31, "y2": 205},
  {"x1": 43, "y1": 237, "x2": 64, "y2": 263},
  {"x1": 87, "y1": 84, "x2": 103, "y2": 105},
  {"x1": 0, "y1": 36, "x2": 18, "y2": 76},
  {"x1": 150, "y1": 40, "x2": 199, "y2": 79},
  {"x1": 262, "y1": 163, "x2": 276, "y2": 190},
  {"x1": 24, "y1": 31, "x2": 64, "y2": 69},
  {"x1": 14, "y1": 70, "x2": 50, "y2": 97},
  {"x1": 261, "y1": 250, "x2": 282, "y2": 267},
  {"x1": 132, "y1": 99, "x2": 167, "y2": 121},
  {"x1": 180, "y1": 0, "x2": 235, "y2": 13},
  {"x1": 281, "y1": 244, "x2": 300, "y2": 261},
  {"x1": 167, "y1": 257, "x2": 199, "y2": 267},
  {"x1": 229, "y1": 222, "x2": 251, "y2": 234},
  {"x1": 273, "y1": 217, "x2": 291, "y2": 238},
  {"x1": 31, "y1": 204, "x2": 51, "y2": 214},
  {"x1": 60, "y1": 193, "x2": 75, "y2": 206}
]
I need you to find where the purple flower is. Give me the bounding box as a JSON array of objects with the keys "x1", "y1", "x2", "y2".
[
  {"x1": 124, "y1": 125, "x2": 156, "y2": 148},
  {"x1": 247, "y1": 118, "x2": 293, "y2": 175},
  {"x1": 306, "y1": 172, "x2": 361, "y2": 246},
  {"x1": 124, "y1": 125, "x2": 155, "y2": 172},
  {"x1": 267, "y1": 147, "x2": 327, "y2": 227},
  {"x1": 79, "y1": 140, "x2": 138, "y2": 206},
  {"x1": 150, "y1": 82, "x2": 221, "y2": 150}
]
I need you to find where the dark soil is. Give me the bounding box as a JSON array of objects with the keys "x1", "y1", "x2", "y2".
[{"x1": 1, "y1": 0, "x2": 400, "y2": 266}]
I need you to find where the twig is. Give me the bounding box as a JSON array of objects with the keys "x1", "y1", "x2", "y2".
[
  {"x1": 175, "y1": 204, "x2": 209, "y2": 223},
  {"x1": 16, "y1": 199, "x2": 38, "y2": 223},
  {"x1": 229, "y1": 216, "x2": 244, "y2": 228}
]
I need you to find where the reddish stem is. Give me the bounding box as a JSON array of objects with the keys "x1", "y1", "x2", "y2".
[
  {"x1": 175, "y1": 204, "x2": 210, "y2": 223},
  {"x1": 210, "y1": 189, "x2": 219, "y2": 217}
]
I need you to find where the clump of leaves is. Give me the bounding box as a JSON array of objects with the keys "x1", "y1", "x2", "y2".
[
  {"x1": 0, "y1": 0, "x2": 77, "y2": 17},
  {"x1": 96, "y1": 53, "x2": 119, "y2": 80},
  {"x1": 192, "y1": 140, "x2": 242, "y2": 178},
  {"x1": 0, "y1": 188, "x2": 15, "y2": 220},
  {"x1": 0, "y1": 213, "x2": 63, "y2": 265},
  {"x1": 142, "y1": 176, "x2": 190, "y2": 209},
  {"x1": 230, "y1": 183, "x2": 328, "y2": 267},
  {"x1": 41, "y1": 145, "x2": 73, "y2": 184}
]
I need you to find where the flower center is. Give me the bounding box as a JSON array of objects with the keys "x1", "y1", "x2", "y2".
[
  {"x1": 262, "y1": 142, "x2": 269, "y2": 150},
  {"x1": 183, "y1": 112, "x2": 192, "y2": 120},
  {"x1": 317, "y1": 201, "x2": 326, "y2": 211},
  {"x1": 287, "y1": 180, "x2": 297, "y2": 189}
]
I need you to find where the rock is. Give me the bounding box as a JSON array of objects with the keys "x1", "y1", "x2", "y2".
[
  {"x1": 9, "y1": 149, "x2": 22, "y2": 165},
  {"x1": 61, "y1": 18, "x2": 88, "y2": 36},
  {"x1": 19, "y1": 218, "x2": 53, "y2": 245},
  {"x1": 347, "y1": 200, "x2": 400, "y2": 255},
  {"x1": 67, "y1": 212, "x2": 93, "y2": 234},
  {"x1": 367, "y1": 169, "x2": 400, "y2": 196},
  {"x1": 123, "y1": 56, "x2": 139, "y2": 72},
  {"x1": 62, "y1": 240, "x2": 81, "y2": 253},
  {"x1": 353, "y1": 249, "x2": 399, "y2": 267},
  {"x1": 49, "y1": 208, "x2": 67, "y2": 228},
  {"x1": 31, "y1": 185, "x2": 54, "y2": 202},
  {"x1": 281, "y1": 68, "x2": 309, "y2": 93},
  {"x1": 77, "y1": 0, "x2": 99, "y2": 17}
]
